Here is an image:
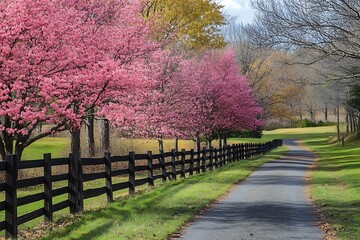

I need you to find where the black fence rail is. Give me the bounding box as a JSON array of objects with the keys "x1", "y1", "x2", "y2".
[{"x1": 0, "y1": 139, "x2": 282, "y2": 238}]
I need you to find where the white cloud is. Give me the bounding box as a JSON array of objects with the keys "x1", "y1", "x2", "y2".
[{"x1": 219, "y1": 0, "x2": 255, "y2": 24}]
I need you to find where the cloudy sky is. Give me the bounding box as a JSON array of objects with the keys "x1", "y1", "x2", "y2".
[{"x1": 218, "y1": 0, "x2": 256, "y2": 24}]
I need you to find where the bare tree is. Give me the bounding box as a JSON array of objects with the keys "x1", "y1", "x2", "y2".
[{"x1": 250, "y1": 0, "x2": 360, "y2": 81}]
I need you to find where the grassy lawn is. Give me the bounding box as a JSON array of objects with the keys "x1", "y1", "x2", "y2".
[
  {"x1": 38, "y1": 147, "x2": 287, "y2": 240},
  {"x1": 20, "y1": 137, "x2": 197, "y2": 160},
  {"x1": 21, "y1": 137, "x2": 70, "y2": 160},
  {"x1": 304, "y1": 135, "x2": 360, "y2": 240}
]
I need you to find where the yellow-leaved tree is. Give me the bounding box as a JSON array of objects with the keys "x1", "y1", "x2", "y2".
[{"x1": 144, "y1": 0, "x2": 226, "y2": 50}]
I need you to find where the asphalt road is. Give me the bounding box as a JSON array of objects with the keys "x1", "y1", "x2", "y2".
[{"x1": 177, "y1": 140, "x2": 324, "y2": 240}]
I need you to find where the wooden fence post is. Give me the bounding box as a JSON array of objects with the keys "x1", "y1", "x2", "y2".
[
  {"x1": 201, "y1": 147, "x2": 206, "y2": 172},
  {"x1": 171, "y1": 149, "x2": 177, "y2": 180},
  {"x1": 189, "y1": 149, "x2": 194, "y2": 176},
  {"x1": 180, "y1": 149, "x2": 186, "y2": 178},
  {"x1": 209, "y1": 147, "x2": 213, "y2": 170},
  {"x1": 160, "y1": 150, "x2": 167, "y2": 182},
  {"x1": 237, "y1": 144, "x2": 240, "y2": 160},
  {"x1": 77, "y1": 153, "x2": 84, "y2": 212},
  {"x1": 5, "y1": 155, "x2": 18, "y2": 239},
  {"x1": 214, "y1": 148, "x2": 219, "y2": 168},
  {"x1": 105, "y1": 152, "x2": 113, "y2": 203},
  {"x1": 69, "y1": 153, "x2": 78, "y2": 214},
  {"x1": 196, "y1": 149, "x2": 201, "y2": 174},
  {"x1": 219, "y1": 147, "x2": 223, "y2": 167},
  {"x1": 232, "y1": 144, "x2": 236, "y2": 162},
  {"x1": 240, "y1": 143, "x2": 245, "y2": 159},
  {"x1": 246, "y1": 143, "x2": 249, "y2": 159},
  {"x1": 129, "y1": 152, "x2": 135, "y2": 195},
  {"x1": 44, "y1": 153, "x2": 53, "y2": 223},
  {"x1": 226, "y1": 146, "x2": 230, "y2": 163},
  {"x1": 147, "y1": 151, "x2": 154, "y2": 187}
]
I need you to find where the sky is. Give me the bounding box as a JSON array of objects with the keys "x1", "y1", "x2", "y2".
[{"x1": 218, "y1": 0, "x2": 256, "y2": 25}]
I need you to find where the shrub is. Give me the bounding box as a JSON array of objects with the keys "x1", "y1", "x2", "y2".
[{"x1": 229, "y1": 129, "x2": 263, "y2": 138}]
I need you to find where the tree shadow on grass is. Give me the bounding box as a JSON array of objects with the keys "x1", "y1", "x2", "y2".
[{"x1": 44, "y1": 157, "x2": 285, "y2": 239}]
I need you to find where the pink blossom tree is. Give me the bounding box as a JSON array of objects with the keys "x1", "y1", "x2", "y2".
[
  {"x1": 103, "y1": 50, "x2": 199, "y2": 151},
  {"x1": 0, "y1": 0, "x2": 158, "y2": 160},
  {"x1": 190, "y1": 49, "x2": 263, "y2": 147}
]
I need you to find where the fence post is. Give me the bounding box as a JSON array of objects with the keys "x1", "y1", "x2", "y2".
[
  {"x1": 129, "y1": 152, "x2": 135, "y2": 195},
  {"x1": 44, "y1": 153, "x2": 53, "y2": 223},
  {"x1": 69, "y1": 153, "x2": 78, "y2": 214},
  {"x1": 240, "y1": 143, "x2": 244, "y2": 160},
  {"x1": 232, "y1": 144, "x2": 236, "y2": 162},
  {"x1": 171, "y1": 149, "x2": 177, "y2": 181},
  {"x1": 226, "y1": 146, "x2": 230, "y2": 163},
  {"x1": 160, "y1": 150, "x2": 167, "y2": 182},
  {"x1": 219, "y1": 147, "x2": 223, "y2": 167},
  {"x1": 5, "y1": 154, "x2": 18, "y2": 239},
  {"x1": 234, "y1": 145, "x2": 238, "y2": 161},
  {"x1": 189, "y1": 149, "x2": 194, "y2": 176},
  {"x1": 209, "y1": 147, "x2": 213, "y2": 170},
  {"x1": 147, "y1": 151, "x2": 154, "y2": 187},
  {"x1": 196, "y1": 149, "x2": 201, "y2": 174},
  {"x1": 105, "y1": 152, "x2": 113, "y2": 203},
  {"x1": 181, "y1": 149, "x2": 186, "y2": 178},
  {"x1": 77, "y1": 153, "x2": 84, "y2": 212},
  {"x1": 214, "y1": 148, "x2": 219, "y2": 168},
  {"x1": 222, "y1": 146, "x2": 226, "y2": 165},
  {"x1": 201, "y1": 147, "x2": 206, "y2": 172},
  {"x1": 246, "y1": 143, "x2": 249, "y2": 159}
]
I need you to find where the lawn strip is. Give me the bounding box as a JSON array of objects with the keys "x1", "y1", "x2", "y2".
[
  {"x1": 40, "y1": 147, "x2": 287, "y2": 240},
  {"x1": 304, "y1": 137, "x2": 360, "y2": 240}
]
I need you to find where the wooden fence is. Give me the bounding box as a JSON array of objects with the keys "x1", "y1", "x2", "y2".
[{"x1": 0, "y1": 139, "x2": 282, "y2": 238}]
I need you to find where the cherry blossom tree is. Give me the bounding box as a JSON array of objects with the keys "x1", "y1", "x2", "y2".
[
  {"x1": 190, "y1": 49, "x2": 263, "y2": 147},
  {"x1": 0, "y1": 0, "x2": 158, "y2": 160},
  {"x1": 103, "y1": 50, "x2": 199, "y2": 151},
  {"x1": 106, "y1": 49, "x2": 262, "y2": 151}
]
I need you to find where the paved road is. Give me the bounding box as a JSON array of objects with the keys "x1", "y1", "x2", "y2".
[{"x1": 177, "y1": 140, "x2": 324, "y2": 240}]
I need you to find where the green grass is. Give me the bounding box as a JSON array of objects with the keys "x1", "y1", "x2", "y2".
[
  {"x1": 262, "y1": 126, "x2": 337, "y2": 140},
  {"x1": 20, "y1": 137, "x2": 197, "y2": 160},
  {"x1": 21, "y1": 137, "x2": 70, "y2": 160},
  {"x1": 304, "y1": 136, "x2": 360, "y2": 240},
  {"x1": 39, "y1": 147, "x2": 287, "y2": 240}
]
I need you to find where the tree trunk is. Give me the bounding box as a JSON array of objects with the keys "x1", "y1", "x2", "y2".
[
  {"x1": 218, "y1": 133, "x2": 222, "y2": 149},
  {"x1": 223, "y1": 133, "x2": 228, "y2": 146},
  {"x1": 158, "y1": 138, "x2": 164, "y2": 153},
  {"x1": 0, "y1": 138, "x2": 6, "y2": 161},
  {"x1": 71, "y1": 128, "x2": 81, "y2": 153},
  {"x1": 100, "y1": 119, "x2": 110, "y2": 153},
  {"x1": 324, "y1": 104, "x2": 328, "y2": 121},
  {"x1": 345, "y1": 113, "x2": 349, "y2": 134},
  {"x1": 196, "y1": 132, "x2": 201, "y2": 153},
  {"x1": 353, "y1": 114, "x2": 357, "y2": 133},
  {"x1": 337, "y1": 106, "x2": 340, "y2": 143},
  {"x1": 357, "y1": 112, "x2": 360, "y2": 135},
  {"x1": 349, "y1": 111, "x2": 354, "y2": 133},
  {"x1": 175, "y1": 137, "x2": 179, "y2": 152},
  {"x1": 87, "y1": 111, "x2": 95, "y2": 157},
  {"x1": 15, "y1": 142, "x2": 24, "y2": 161},
  {"x1": 3, "y1": 117, "x2": 13, "y2": 155},
  {"x1": 207, "y1": 138, "x2": 212, "y2": 148}
]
